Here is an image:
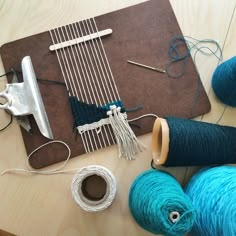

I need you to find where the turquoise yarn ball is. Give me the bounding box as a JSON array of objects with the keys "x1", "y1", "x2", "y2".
[
  {"x1": 212, "y1": 56, "x2": 236, "y2": 107},
  {"x1": 185, "y1": 166, "x2": 236, "y2": 236},
  {"x1": 129, "y1": 169, "x2": 195, "y2": 236}
]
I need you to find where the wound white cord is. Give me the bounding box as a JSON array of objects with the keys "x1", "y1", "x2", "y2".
[
  {"x1": 71, "y1": 165, "x2": 116, "y2": 212},
  {"x1": 0, "y1": 142, "x2": 117, "y2": 211}
]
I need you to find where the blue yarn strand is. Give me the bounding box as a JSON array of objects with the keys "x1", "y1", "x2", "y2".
[
  {"x1": 166, "y1": 35, "x2": 222, "y2": 79},
  {"x1": 166, "y1": 36, "x2": 222, "y2": 117},
  {"x1": 129, "y1": 169, "x2": 195, "y2": 236},
  {"x1": 185, "y1": 166, "x2": 236, "y2": 236}
]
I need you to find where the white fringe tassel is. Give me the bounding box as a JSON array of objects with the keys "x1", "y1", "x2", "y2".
[{"x1": 107, "y1": 105, "x2": 145, "y2": 160}]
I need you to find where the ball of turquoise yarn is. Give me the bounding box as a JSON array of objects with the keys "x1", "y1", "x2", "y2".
[
  {"x1": 185, "y1": 166, "x2": 236, "y2": 236},
  {"x1": 212, "y1": 56, "x2": 236, "y2": 107},
  {"x1": 129, "y1": 169, "x2": 196, "y2": 236}
]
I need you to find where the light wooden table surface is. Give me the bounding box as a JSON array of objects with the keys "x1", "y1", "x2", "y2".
[{"x1": 0, "y1": 0, "x2": 236, "y2": 235}]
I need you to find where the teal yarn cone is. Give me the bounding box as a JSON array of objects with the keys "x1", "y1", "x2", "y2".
[
  {"x1": 185, "y1": 166, "x2": 236, "y2": 236},
  {"x1": 153, "y1": 117, "x2": 236, "y2": 167},
  {"x1": 129, "y1": 169, "x2": 195, "y2": 236},
  {"x1": 212, "y1": 56, "x2": 236, "y2": 107}
]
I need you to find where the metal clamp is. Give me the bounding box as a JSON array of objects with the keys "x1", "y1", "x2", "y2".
[{"x1": 0, "y1": 56, "x2": 53, "y2": 139}]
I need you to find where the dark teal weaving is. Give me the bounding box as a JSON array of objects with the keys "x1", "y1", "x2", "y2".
[{"x1": 69, "y1": 96, "x2": 125, "y2": 127}]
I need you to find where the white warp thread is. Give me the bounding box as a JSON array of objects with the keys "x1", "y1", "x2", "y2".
[
  {"x1": 71, "y1": 165, "x2": 116, "y2": 212},
  {"x1": 77, "y1": 106, "x2": 145, "y2": 160}
]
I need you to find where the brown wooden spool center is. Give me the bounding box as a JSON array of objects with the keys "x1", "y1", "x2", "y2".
[{"x1": 81, "y1": 174, "x2": 107, "y2": 201}]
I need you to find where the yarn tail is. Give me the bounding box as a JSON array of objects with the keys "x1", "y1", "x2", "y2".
[{"x1": 107, "y1": 105, "x2": 145, "y2": 160}]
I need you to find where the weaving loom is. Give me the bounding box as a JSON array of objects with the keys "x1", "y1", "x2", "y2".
[
  {"x1": 49, "y1": 18, "x2": 144, "y2": 160},
  {"x1": 0, "y1": 0, "x2": 211, "y2": 168}
]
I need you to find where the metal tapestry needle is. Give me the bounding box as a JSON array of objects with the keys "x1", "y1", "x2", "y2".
[{"x1": 127, "y1": 60, "x2": 166, "y2": 74}]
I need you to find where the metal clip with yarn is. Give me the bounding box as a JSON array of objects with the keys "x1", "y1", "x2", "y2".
[{"x1": 0, "y1": 56, "x2": 53, "y2": 139}]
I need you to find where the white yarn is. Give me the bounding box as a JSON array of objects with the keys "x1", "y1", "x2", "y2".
[
  {"x1": 1, "y1": 140, "x2": 72, "y2": 175},
  {"x1": 77, "y1": 114, "x2": 127, "y2": 134},
  {"x1": 107, "y1": 105, "x2": 145, "y2": 160},
  {"x1": 1, "y1": 143, "x2": 117, "y2": 212},
  {"x1": 71, "y1": 165, "x2": 116, "y2": 212},
  {"x1": 128, "y1": 113, "x2": 158, "y2": 122},
  {"x1": 77, "y1": 112, "x2": 157, "y2": 135}
]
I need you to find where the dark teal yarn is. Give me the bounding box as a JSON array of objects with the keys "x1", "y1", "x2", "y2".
[
  {"x1": 69, "y1": 97, "x2": 125, "y2": 127},
  {"x1": 166, "y1": 35, "x2": 222, "y2": 79},
  {"x1": 185, "y1": 166, "x2": 236, "y2": 236},
  {"x1": 212, "y1": 56, "x2": 236, "y2": 107},
  {"x1": 163, "y1": 117, "x2": 236, "y2": 167},
  {"x1": 129, "y1": 169, "x2": 195, "y2": 236},
  {"x1": 166, "y1": 36, "x2": 222, "y2": 116}
]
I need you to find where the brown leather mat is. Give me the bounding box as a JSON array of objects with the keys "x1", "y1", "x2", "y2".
[{"x1": 0, "y1": 0, "x2": 210, "y2": 168}]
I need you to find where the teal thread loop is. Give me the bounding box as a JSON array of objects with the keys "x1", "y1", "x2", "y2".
[
  {"x1": 166, "y1": 36, "x2": 223, "y2": 117},
  {"x1": 166, "y1": 35, "x2": 223, "y2": 79}
]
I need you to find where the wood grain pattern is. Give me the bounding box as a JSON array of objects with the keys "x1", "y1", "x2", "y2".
[{"x1": 0, "y1": 0, "x2": 235, "y2": 235}]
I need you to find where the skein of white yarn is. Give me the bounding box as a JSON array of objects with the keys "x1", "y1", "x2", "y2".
[{"x1": 71, "y1": 165, "x2": 117, "y2": 212}]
